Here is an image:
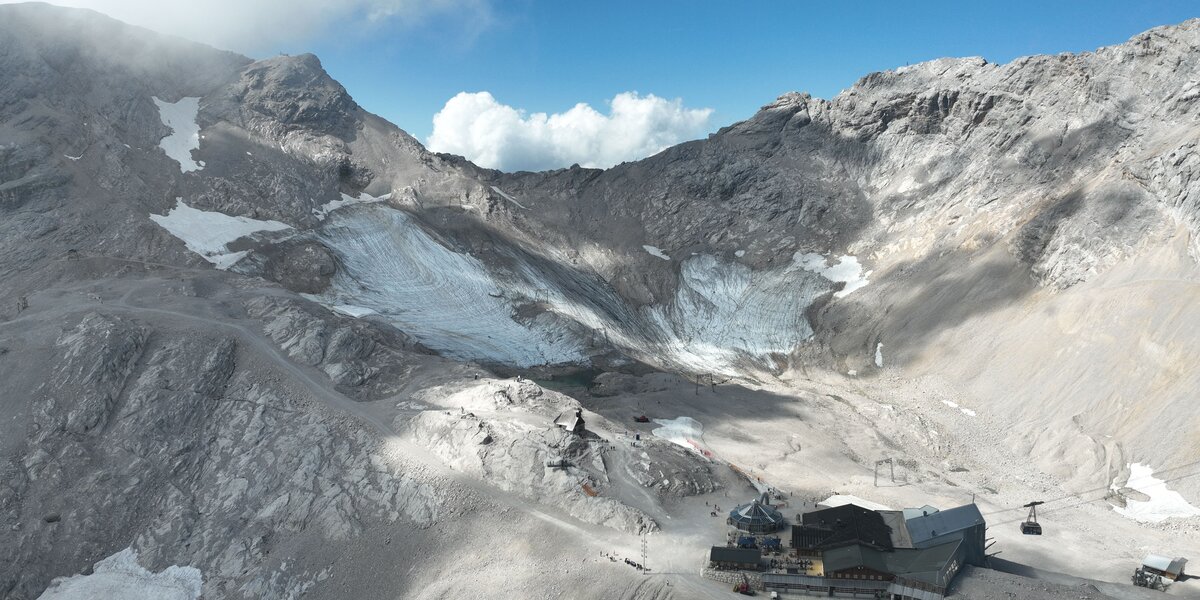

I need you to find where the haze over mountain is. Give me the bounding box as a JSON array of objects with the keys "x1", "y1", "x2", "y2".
[{"x1": 2, "y1": 3, "x2": 1200, "y2": 599}]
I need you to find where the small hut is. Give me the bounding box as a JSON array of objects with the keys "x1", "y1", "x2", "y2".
[
  {"x1": 554, "y1": 408, "x2": 585, "y2": 434},
  {"x1": 1142, "y1": 555, "x2": 1188, "y2": 581}
]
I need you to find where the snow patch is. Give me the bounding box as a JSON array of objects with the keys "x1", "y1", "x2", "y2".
[
  {"x1": 819, "y1": 494, "x2": 892, "y2": 511},
  {"x1": 490, "y1": 186, "x2": 529, "y2": 209},
  {"x1": 941, "y1": 399, "x2": 975, "y2": 417},
  {"x1": 795, "y1": 252, "x2": 871, "y2": 298},
  {"x1": 313, "y1": 191, "x2": 391, "y2": 220},
  {"x1": 151, "y1": 96, "x2": 202, "y2": 173},
  {"x1": 332, "y1": 304, "x2": 377, "y2": 318},
  {"x1": 651, "y1": 416, "x2": 703, "y2": 452},
  {"x1": 149, "y1": 199, "x2": 290, "y2": 270},
  {"x1": 643, "y1": 245, "x2": 671, "y2": 261},
  {"x1": 875, "y1": 342, "x2": 884, "y2": 367},
  {"x1": 207, "y1": 250, "x2": 249, "y2": 270},
  {"x1": 1114, "y1": 463, "x2": 1200, "y2": 523},
  {"x1": 37, "y1": 547, "x2": 201, "y2": 600}
]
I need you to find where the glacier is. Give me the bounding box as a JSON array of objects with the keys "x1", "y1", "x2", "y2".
[
  {"x1": 36, "y1": 548, "x2": 202, "y2": 600},
  {"x1": 304, "y1": 203, "x2": 833, "y2": 373}
]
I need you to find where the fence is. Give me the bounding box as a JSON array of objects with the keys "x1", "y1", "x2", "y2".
[{"x1": 761, "y1": 573, "x2": 946, "y2": 600}]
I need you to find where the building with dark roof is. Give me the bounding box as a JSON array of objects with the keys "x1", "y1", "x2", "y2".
[
  {"x1": 904, "y1": 503, "x2": 986, "y2": 565},
  {"x1": 823, "y1": 538, "x2": 964, "y2": 586},
  {"x1": 728, "y1": 493, "x2": 785, "y2": 534},
  {"x1": 709, "y1": 546, "x2": 762, "y2": 570},
  {"x1": 792, "y1": 503, "x2": 894, "y2": 552},
  {"x1": 766, "y1": 540, "x2": 965, "y2": 599},
  {"x1": 879, "y1": 510, "x2": 915, "y2": 548},
  {"x1": 767, "y1": 503, "x2": 984, "y2": 599},
  {"x1": 822, "y1": 543, "x2": 893, "y2": 581}
]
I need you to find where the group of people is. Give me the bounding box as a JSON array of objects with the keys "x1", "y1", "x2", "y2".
[
  {"x1": 768, "y1": 557, "x2": 814, "y2": 572},
  {"x1": 707, "y1": 501, "x2": 723, "y2": 518},
  {"x1": 599, "y1": 551, "x2": 647, "y2": 572}
]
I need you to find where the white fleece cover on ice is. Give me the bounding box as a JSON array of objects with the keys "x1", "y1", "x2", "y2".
[{"x1": 651, "y1": 416, "x2": 704, "y2": 451}]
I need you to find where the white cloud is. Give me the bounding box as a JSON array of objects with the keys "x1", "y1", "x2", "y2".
[
  {"x1": 5, "y1": 0, "x2": 491, "y2": 54},
  {"x1": 427, "y1": 91, "x2": 714, "y2": 172}
]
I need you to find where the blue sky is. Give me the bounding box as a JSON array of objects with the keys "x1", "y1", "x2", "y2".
[
  {"x1": 304, "y1": 1, "x2": 1200, "y2": 141},
  {"x1": 27, "y1": 0, "x2": 1200, "y2": 170}
]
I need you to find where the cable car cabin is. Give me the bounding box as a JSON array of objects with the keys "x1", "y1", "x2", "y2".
[{"x1": 1020, "y1": 501, "x2": 1044, "y2": 535}]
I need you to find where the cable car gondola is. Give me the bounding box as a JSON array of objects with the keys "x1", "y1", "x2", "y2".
[{"x1": 1020, "y1": 501, "x2": 1044, "y2": 535}]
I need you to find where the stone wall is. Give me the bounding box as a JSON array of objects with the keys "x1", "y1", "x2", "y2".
[{"x1": 701, "y1": 567, "x2": 764, "y2": 590}]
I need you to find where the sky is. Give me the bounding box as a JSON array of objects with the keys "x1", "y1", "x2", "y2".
[{"x1": 15, "y1": 0, "x2": 1200, "y2": 171}]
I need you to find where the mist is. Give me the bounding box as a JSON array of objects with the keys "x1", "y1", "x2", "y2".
[{"x1": 0, "y1": 0, "x2": 492, "y2": 54}]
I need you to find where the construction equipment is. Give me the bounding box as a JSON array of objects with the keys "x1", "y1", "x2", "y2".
[
  {"x1": 1020, "y1": 501, "x2": 1044, "y2": 535},
  {"x1": 633, "y1": 415, "x2": 650, "y2": 423},
  {"x1": 1132, "y1": 567, "x2": 1168, "y2": 591},
  {"x1": 734, "y1": 573, "x2": 756, "y2": 595}
]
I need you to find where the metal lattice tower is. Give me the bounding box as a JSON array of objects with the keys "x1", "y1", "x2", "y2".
[
  {"x1": 874, "y1": 458, "x2": 895, "y2": 487},
  {"x1": 641, "y1": 533, "x2": 648, "y2": 575}
]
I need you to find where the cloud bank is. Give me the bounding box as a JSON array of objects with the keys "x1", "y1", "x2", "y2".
[
  {"x1": 427, "y1": 91, "x2": 714, "y2": 172},
  {"x1": 4, "y1": 0, "x2": 491, "y2": 54}
]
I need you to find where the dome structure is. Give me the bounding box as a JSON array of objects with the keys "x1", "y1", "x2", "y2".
[{"x1": 728, "y1": 493, "x2": 785, "y2": 533}]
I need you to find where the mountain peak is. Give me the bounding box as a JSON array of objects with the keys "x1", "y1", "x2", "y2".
[{"x1": 233, "y1": 53, "x2": 359, "y2": 134}]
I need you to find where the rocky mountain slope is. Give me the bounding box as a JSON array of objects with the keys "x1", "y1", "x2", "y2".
[{"x1": 3, "y1": 2, "x2": 1200, "y2": 598}]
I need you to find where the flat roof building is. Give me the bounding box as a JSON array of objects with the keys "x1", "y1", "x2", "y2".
[
  {"x1": 792, "y1": 503, "x2": 894, "y2": 552},
  {"x1": 710, "y1": 546, "x2": 762, "y2": 571},
  {"x1": 823, "y1": 538, "x2": 965, "y2": 588}
]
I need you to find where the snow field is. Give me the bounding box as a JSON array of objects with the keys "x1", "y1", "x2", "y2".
[
  {"x1": 1114, "y1": 463, "x2": 1200, "y2": 523},
  {"x1": 795, "y1": 252, "x2": 871, "y2": 297},
  {"x1": 149, "y1": 199, "x2": 291, "y2": 270},
  {"x1": 151, "y1": 96, "x2": 202, "y2": 173},
  {"x1": 313, "y1": 191, "x2": 391, "y2": 220}
]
